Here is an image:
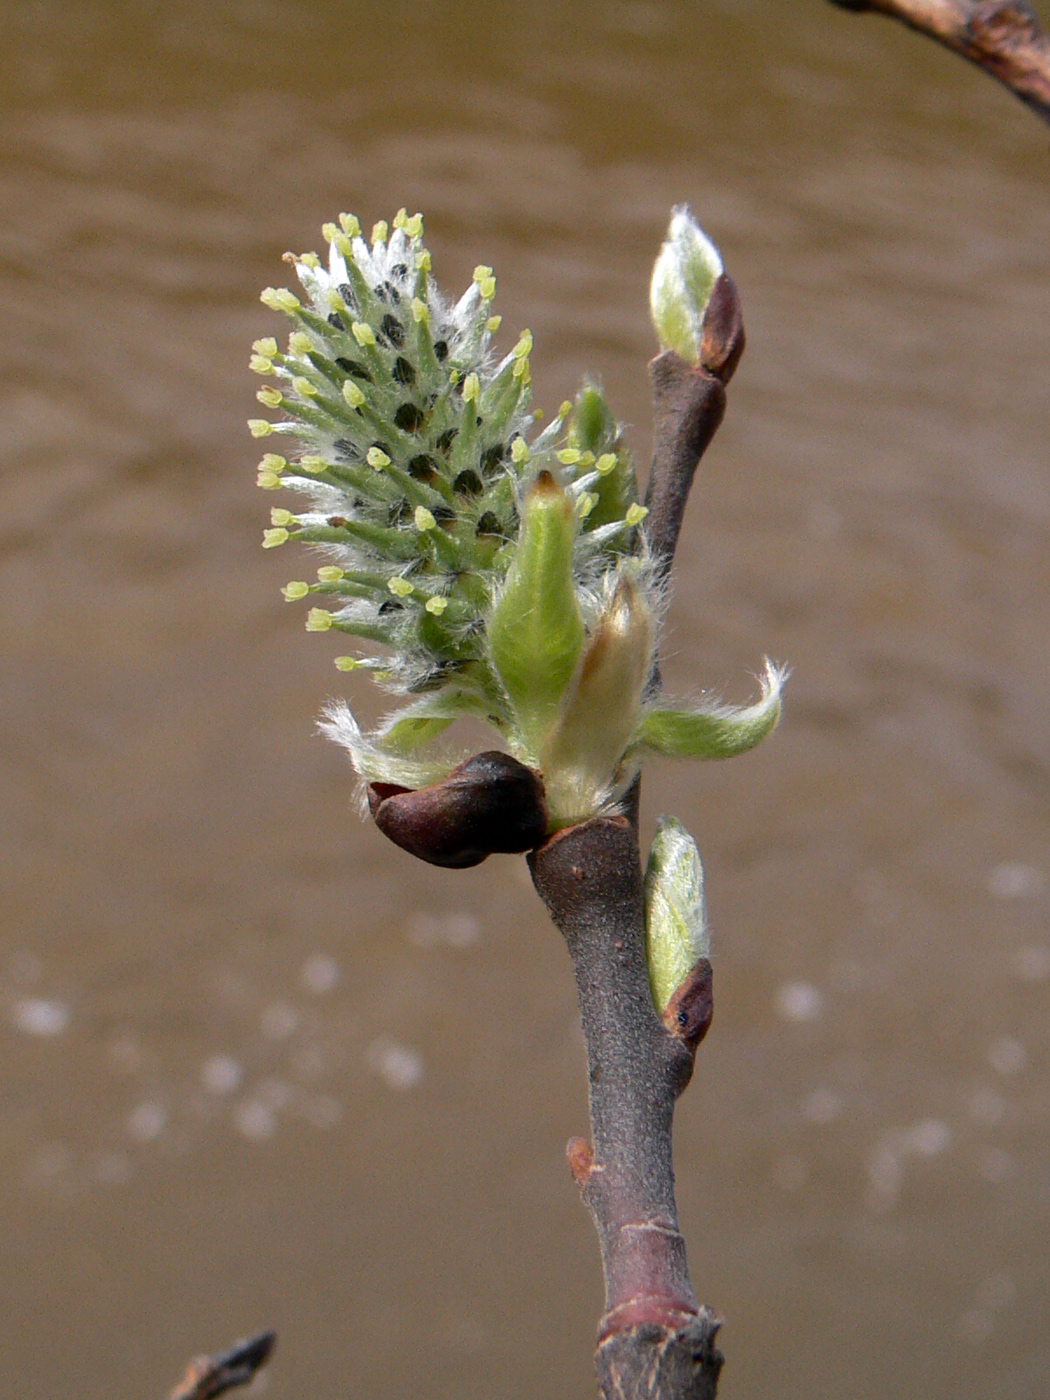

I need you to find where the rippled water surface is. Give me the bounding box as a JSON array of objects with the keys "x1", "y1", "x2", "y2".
[{"x1": 2, "y1": 3, "x2": 1049, "y2": 1397}]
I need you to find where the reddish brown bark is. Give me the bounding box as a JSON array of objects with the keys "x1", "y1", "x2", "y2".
[{"x1": 830, "y1": 0, "x2": 1050, "y2": 124}]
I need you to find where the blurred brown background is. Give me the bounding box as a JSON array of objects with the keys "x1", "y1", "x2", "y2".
[{"x1": 1, "y1": 2, "x2": 1048, "y2": 1397}]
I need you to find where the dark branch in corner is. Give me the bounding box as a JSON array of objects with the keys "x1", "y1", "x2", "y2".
[
  {"x1": 167, "y1": 1331, "x2": 276, "y2": 1400},
  {"x1": 829, "y1": 0, "x2": 1050, "y2": 126}
]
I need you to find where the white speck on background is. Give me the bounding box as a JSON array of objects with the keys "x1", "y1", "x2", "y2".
[
  {"x1": 905, "y1": 1119, "x2": 951, "y2": 1158},
  {"x1": 127, "y1": 1101, "x2": 167, "y2": 1143},
  {"x1": 260, "y1": 1003, "x2": 299, "y2": 1039},
  {"x1": 202, "y1": 1055, "x2": 243, "y2": 1095},
  {"x1": 233, "y1": 1100, "x2": 276, "y2": 1141},
  {"x1": 988, "y1": 1036, "x2": 1027, "y2": 1076},
  {"x1": 1011, "y1": 944, "x2": 1050, "y2": 981},
  {"x1": 775, "y1": 981, "x2": 823, "y2": 1022},
  {"x1": 301, "y1": 953, "x2": 340, "y2": 995},
  {"x1": 802, "y1": 1087, "x2": 844, "y2": 1124},
  {"x1": 367, "y1": 1037, "x2": 424, "y2": 1091},
  {"x1": 968, "y1": 1088, "x2": 1006, "y2": 1129},
  {"x1": 12, "y1": 997, "x2": 69, "y2": 1036},
  {"x1": 406, "y1": 911, "x2": 481, "y2": 948},
  {"x1": 988, "y1": 862, "x2": 1045, "y2": 900}
]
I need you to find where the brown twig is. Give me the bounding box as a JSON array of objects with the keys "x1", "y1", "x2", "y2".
[
  {"x1": 530, "y1": 820, "x2": 721, "y2": 1400},
  {"x1": 829, "y1": 0, "x2": 1050, "y2": 125},
  {"x1": 524, "y1": 294, "x2": 742, "y2": 1400},
  {"x1": 167, "y1": 1331, "x2": 276, "y2": 1400}
]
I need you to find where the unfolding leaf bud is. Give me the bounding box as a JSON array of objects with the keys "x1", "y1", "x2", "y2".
[
  {"x1": 541, "y1": 573, "x2": 655, "y2": 825},
  {"x1": 649, "y1": 206, "x2": 724, "y2": 366}
]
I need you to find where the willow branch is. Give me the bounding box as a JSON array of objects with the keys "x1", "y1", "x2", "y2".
[
  {"x1": 523, "y1": 291, "x2": 743, "y2": 1400},
  {"x1": 829, "y1": 0, "x2": 1050, "y2": 125},
  {"x1": 530, "y1": 820, "x2": 720, "y2": 1400},
  {"x1": 167, "y1": 1332, "x2": 276, "y2": 1400}
]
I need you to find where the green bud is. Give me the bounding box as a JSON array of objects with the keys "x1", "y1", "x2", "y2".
[
  {"x1": 644, "y1": 816, "x2": 709, "y2": 1014},
  {"x1": 487, "y1": 471, "x2": 583, "y2": 756},
  {"x1": 636, "y1": 661, "x2": 785, "y2": 759},
  {"x1": 540, "y1": 572, "x2": 654, "y2": 825},
  {"x1": 649, "y1": 206, "x2": 723, "y2": 365}
]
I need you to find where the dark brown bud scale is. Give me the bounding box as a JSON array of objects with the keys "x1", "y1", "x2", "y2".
[{"x1": 369, "y1": 750, "x2": 548, "y2": 868}]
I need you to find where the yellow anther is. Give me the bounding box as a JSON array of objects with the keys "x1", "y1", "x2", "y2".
[
  {"x1": 462, "y1": 373, "x2": 480, "y2": 403},
  {"x1": 262, "y1": 527, "x2": 289, "y2": 548},
  {"x1": 625, "y1": 503, "x2": 649, "y2": 526},
  {"x1": 387, "y1": 576, "x2": 414, "y2": 598},
  {"x1": 291, "y1": 376, "x2": 318, "y2": 397},
  {"x1": 260, "y1": 287, "x2": 300, "y2": 313},
  {"x1": 252, "y1": 338, "x2": 278, "y2": 357},
  {"x1": 282, "y1": 582, "x2": 310, "y2": 601},
  {"x1": 595, "y1": 453, "x2": 617, "y2": 475},
  {"x1": 305, "y1": 608, "x2": 334, "y2": 631},
  {"x1": 371, "y1": 220, "x2": 388, "y2": 245},
  {"x1": 338, "y1": 213, "x2": 361, "y2": 238},
  {"x1": 248, "y1": 419, "x2": 274, "y2": 437},
  {"x1": 249, "y1": 355, "x2": 274, "y2": 375},
  {"x1": 317, "y1": 566, "x2": 344, "y2": 583},
  {"x1": 425, "y1": 596, "x2": 449, "y2": 615},
  {"x1": 367, "y1": 447, "x2": 391, "y2": 469},
  {"x1": 352, "y1": 321, "x2": 376, "y2": 347},
  {"x1": 256, "y1": 387, "x2": 282, "y2": 407},
  {"x1": 414, "y1": 506, "x2": 436, "y2": 531}
]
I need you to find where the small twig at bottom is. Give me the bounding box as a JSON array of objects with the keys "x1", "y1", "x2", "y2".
[{"x1": 167, "y1": 1331, "x2": 276, "y2": 1400}]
